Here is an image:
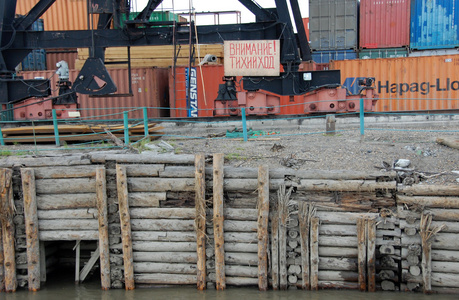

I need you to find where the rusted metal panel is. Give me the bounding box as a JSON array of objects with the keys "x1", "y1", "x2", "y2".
[
  {"x1": 46, "y1": 49, "x2": 78, "y2": 70},
  {"x1": 359, "y1": 0, "x2": 411, "y2": 49},
  {"x1": 331, "y1": 56, "x2": 459, "y2": 112},
  {"x1": 16, "y1": 0, "x2": 94, "y2": 31}
]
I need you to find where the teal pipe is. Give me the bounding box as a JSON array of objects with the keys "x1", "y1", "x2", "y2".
[
  {"x1": 359, "y1": 98, "x2": 364, "y2": 136},
  {"x1": 52, "y1": 109, "x2": 60, "y2": 146},
  {"x1": 241, "y1": 107, "x2": 248, "y2": 142},
  {"x1": 143, "y1": 107, "x2": 149, "y2": 137},
  {"x1": 124, "y1": 111, "x2": 130, "y2": 145}
]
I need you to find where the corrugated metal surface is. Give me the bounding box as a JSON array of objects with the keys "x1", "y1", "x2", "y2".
[
  {"x1": 330, "y1": 56, "x2": 459, "y2": 112},
  {"x1": 46, "y1": 49, "x2": 78, "y2": 70},
  {"x1": 309, "y1": 0, "x2": 359, "y2": 50},
  {"x1": 410, "y1": 0, "x2": 459, "y2": 50},
  {"x1": 16, "y1": 0, "x2": 92, "y2": 31},
  {"x1": 359, "y1": 0, "x2": 410, "y2": 49},
  {"x1": 409, "y1": 49, "x2": 459, "y2": 57},
  {"x1": 359, "y1": 48, "x2": 408, "y2": 59},
  {"x1": 21, "y1": 49, "x2": 47, "y2": 71},
  {"x1": 312, "y1": 50, "x2": 357, "y2": 63},
  {"x1": 19, "y1": 68, "x2": 170, "y2": 120}
]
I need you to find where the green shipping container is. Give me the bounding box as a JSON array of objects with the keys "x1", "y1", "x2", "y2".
[
  {"x1": 359, "y1": 48, "x2": 408, "y2": 59},
  {"x1": 119, "y1": 11, "x2": 181, "y2": 28}
]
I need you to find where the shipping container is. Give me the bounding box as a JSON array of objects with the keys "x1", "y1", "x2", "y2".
[
  {"x1": 409, "y1": 49, "x2": 459, "y2": 57},
  {"x1": 312, "y1": 50, "x2": 357, "y2": 63},
  {"x1": 18, "y1": 67, "x2": 170, "y2": 120},
  {"x1": 309, "y1": 0, "x2": 359, "y2": 50},
  {"x1": 410, "y1": 0, "x2": 459, "y2": 50},
  {"x1": 303, "y1": 18, "x2": 309, "y2": 40},
  {"x1": 330, "y1": 56, "x2": 459, "y2": 112},
  {"x1": 118, "y1": 11, "x2": 185, "y2": 28},
  {"x1": 21, "y1": 49, "x2": 47, "y2": 71},
  {"x1": 359, "y1": 48, "x2": 408, "y2": 59},
  {"x1": 359, "y1": 0, "x2": 410, "y2": 49},
  {"x1": 46, "y1": 49, "x2": 78, "y2": 70}
]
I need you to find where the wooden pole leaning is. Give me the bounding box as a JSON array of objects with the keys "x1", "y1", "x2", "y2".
[
  {"x1": 0, "y1": 169, "x2": 16, "y2": 292},
  {"x1": 21, "y1": 168, "x2": 41, "y2": 291},
  {"x1": 116, "y1": 164, "x2": 135, "y2": 290},
  {"x1": 213, "y1": 153, "x2": 226, "y2": 290},
  {"x1": 195, "y1": 154, "x2": 206, "y2": 290},
  {"x1": 257, "y1": 165, "x2": 269, "y2": 291},
  {"x1": 96, "y1": 167, "x2": 110, "y2": 290}
]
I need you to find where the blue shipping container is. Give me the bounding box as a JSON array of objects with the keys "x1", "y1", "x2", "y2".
[
  {"x1": 312, "y1": 50, "x2": 358, "y2": 63},
  {"x1": 21, "y1": 19, "x2": 46, "y2": 71},
  {"x1": 410, "y1": 0, "x2": 459, "y2": 50}
]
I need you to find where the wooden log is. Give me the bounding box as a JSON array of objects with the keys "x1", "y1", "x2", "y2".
[
  {"x1": 398, "y1": 185, "x2": 459, "y2": 196},
  {"x1": 133, "y1": 262, "x2": 197, "y2": 274},
  {"x1": 310, "y1": 216, "x2": 319, "y2": 291},
  {"x1": 159, "y1": 166, "x2": 195, "y2": 178},
  {"x1": 96, "y1": 168, "x2": 110, "y2": 290},
  {"x1": 410, "y1": 265, "x2": 421, "y2": 276},
  {"x1": 379, "y1": 270, "x2": 395, "y2": 280},
  {"x1": 320, "y1": 224, "x2": 357, "y2": 236},
  {"x1": 319, "y1": 257, "x2": 358, "y2": 271},
  {"x1": 319, "y1": 236, "x2": 358, "y2": 247},
  {"x1": 379, "y1": 245, "x2": 395, "y2": 255},
  {"x1": 431, "y1": 233, "x2": 459, "y2": 250},
  {"x1": 318, "y1": 270, "x2": 358, "y2": 282},
  {"x1": 431, "y1": 249, "x2": 459, "y2": 262},
  {"x1": 298, "y1": 180, "x2": 396, "y2": 192},
  {"x1": 35, "y1": 178, "x2": 96, "y2": 194},
  {"x1": 225, "y1": 252, "x2": 258, "y2": 266},
  {"x1": 278, "y1": 186, "x2": 290, "y2": 290},
  {"x1": 315, "y1": 211, "x2": 379, "y2": 224},
  {"x1": 298, "y1": 202, "x2": 310, "y2": 290},
  {"x1": 0, "y1": 223, "x2": 4, "y2": 292},
  {"x1": 21, "y1": 168, "x2": 41, "y2": 291},
  {"x1": 420, "y1": 215, "x2": 432, "y2": 293},
  {"x1": 38, "y1": 219, "x2": 98, "y2": 230},
  {"x1": 401, "y1": 219, "x2": 459, "y2": 233},
  {"x1": 221, "y1": 178, "x2": 284, "y2": 192},
  {"x1": 33, "y1": 166, "x2": 96, "y2": 179},
  {"x1": 130, "y1": 231, "x2": 196, "y2": 242},
  {"x1": 134, "y1": 273, "x2": 197, "y2": 285},
  {"x1": 270, "y1": 169, "x2": 396, "y2": 181},
  {"x1": 319, "y1": 247, "x2": 358, "y2": 258},
  {"x1": 36, "y1": 194, "x2": 96, "y2": 210},
  {"x1": 133, "y1": 252, "x2": 197, "y2": 263},
  {"x1": 431, "y1": 272, "x2": 459, "y2": 288},
  {"x1": 195, "y1": 154, "x2": 206, "y2": 291},
  {"x1": 0, "y1": 156, "x2": 90, "y2": 168},
  {"x1": 90, "y1": 153, "x2": 195, "y2": 164},
  {"x1": 224, "y1": 242, "x2": 258, "y2": 253},
  {"x1": 357, "y1": 218, "x2": 366, "y2": 291},
  {"x1": 271, "y1": 202, "x2": 279, "y2": 290},
  {"x1": 115, "y1": 241, "x2": 197, "y2": 252},
  {"x1": 130, "y1": 219, "x2": 195, "y2": 231},
  {"x1": 213, "y1": 153, "x2": 226, "y2": 290},
  {"x1": 367, "y1": 218, "x2": 376, "y2": 292},
  {"x1": 128, "y1": 192, "x2": 166, "y2": 207},
  {"x1": 224, "y1": 220, "x2": 257, "y2": 232},
  {"x1": 257, "y1": 165, "x2": 269, "y2": 291},
  {"x1": 39, "y1": 230, "x2": 99, "y2": 241},
  {"x1": 116, "y1": 164, "x2": 135, "y2": 290},
  {"x1": 37, "y1": 209, "x2": 97, "y2": 219},
  {"x1": 0, "y1": 169, "x2": 16, "y2": 292},
  {"x1": 397, "y1": 195, "x2": 459, "y2": 208},
  {"x1": 127, "y1": 177, "x2": 195, "y2": 192},
  {"x1": 317, "y1": 281, "x2": 359, "y2": 290},
  {"x1": 129, "y1": 208, "x2": 195, "y2": 219},
  {"x1": 226, "y1": 276, "x2": 258, "y2": 286},
  {"x1": 381, "y1": 280, "x2": 395, "y2": 291},
  {"x1": 226, "y1": 265, "x2": 258, "y2": 278}
]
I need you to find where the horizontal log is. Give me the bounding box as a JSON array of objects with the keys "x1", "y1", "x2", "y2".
[
  {"x1": 113, "y1": 241, "x2": 197, "y2": 252},
  {"x1": 318, "y1": 281, "x2": 360, "y2": 290},
  {"x1": 319, "y1": 225, "x2": 357, "y2": 236},
  {"x1": 134, "y1": 273, "x2": 196, "y2": 285},
  {"x1": 133, "y1": 262, "x2": 197, "y2": 274},
  {"x1": 401, "y1": 234, "x2": 421, "y2": 246},
  {"x1": 225, "y1": 252, "x2": 258, "y2": 266},
  {"x1": 431, "y1": 233, "x2": 459, "y2": 250},
  {"x1": 432, "y1": 272, "x2": 459, "y2": 288},
  {"x1": 159, "y1": 166, "x2": 196, "y2": 178},
  {"x1": 224, "y1": 232, "x2": 258, "y2": 243},
  {"x1": 37, "y1": 208, "x2": 97, "y2": 219},
  {"x1": 130, "y1": 208, "x2": 195, "y2": 219},
  {"x1": 207, "y1": 208, "x2": 258, "y2": 221},
  {"x1": 398, "y1": 185, "x2": 459, "y2": 196},
  {"x1": 431, "y1": 287, "x2": 459, "y2": 294},
  {"x1": 315, "y1": 211, "x2": 379, "y2": 224},
  {"x1": 319, "y1": 236, "x2": 358, "y2": 247},
  {"x1": 318, "y1": 270, "x2": 358, "y2": 282},
  {"x1": 226, "y1": 276, "x2": 258, "y2": 286},
  {"x1": 133, "y1": 252, "x2": 197, "y2": 263},
  {"x1": 319, "y1": 257, "x2": 358, "y2": 271},
  {"x1": 319, "y1": 247, "x2": 358, "y2": 258},
  {"x1": 131, "y1": 219, "x2": 195, "y2": 231},
  {"x1": 298, "y1": 180, "x2": 396, "y2": 192},
  {"x1": 224, "y1": 242, "x2": 258, "y2": 253},
  {"x1": 397, "y1": 195, "x2": 459, "y2": 208},
  {"x1": 90, "y1": 153, "x2": 195, "y2": 164},
  {"x1": 225, "y1": 265, "x2": 258, "y2": 278},
  {"x1": 38, "y1": 219, "x2": 98, "y2": 230},
  {"x1": 432, "y1": 261, "x2": 459, "y2": 274},
  {"x1": 431, "y1": 250, "x2": 459, "y2": 262},
  {"x1": 0, "y1": 156, "x2": 90, "y2": 167},
  {"x1": 224, "y1": 220, "x2": 257, "y2": 232},
  {"x1": 129, "y1": 192, "x2": 166, "y2": 207},
  {"x1": 131, "y1": 231, "x2": 196, "y2": 242},
  {"x1": 377, "y1": 228, "x2": 402, "y2": 238},
  {"x1": 39, "y1": 230, "x2": 98, "y2": 241},
  {"x1": 37, "y1": 194, "x2": 96, "y2": 209},
  {"x1": 428, "y1": 209, "x2": 459, "y2": 221},
  {"x1": 33, "y1": 166, "x2": 96, "y2": 179},
  {"x1": 36, "y1": 178, "x2": 96, "y2": 194},
  {"x1": 401, "y1": 219, "x2": 459, "y2": 233},
  {"x1": 222, "y1": 179, "x2": 284, "y2": 191},
  {"x1": 125, "y1": 164, "x2": 164, "y2": 177},
  {"x1": 128, "y1": 178, "x2": 195, "y2": 192}
]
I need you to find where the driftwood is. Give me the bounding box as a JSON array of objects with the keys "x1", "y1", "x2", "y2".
[{"x1": 436, "y1": 136, "x2": 459, "y2": 150}]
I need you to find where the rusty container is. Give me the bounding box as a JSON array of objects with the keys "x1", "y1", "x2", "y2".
[
  {"x1": 330, "y1": 56, "x2": 459, "y2": 112},
  {"x1": 46, "y1": 49, "x2": 78, "y2": 70},
  {"x1": 359, "y1": 0, "x2": 411, "y2": 49},
  {"x1": 18, "y1": 67, "x2": 170, "y2": 120}
]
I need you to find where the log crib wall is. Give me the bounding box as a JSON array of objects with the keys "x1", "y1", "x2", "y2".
[{"x1": 0, "y1": 153, "x2": 458, "y2": 293}]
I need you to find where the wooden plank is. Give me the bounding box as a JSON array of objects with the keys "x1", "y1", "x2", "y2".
[
  {"x1": 134, "y1": 273, "x2": 197, "y2": 285},
  {"x1": 131, "y1": 231, "x2": 197, "y2": 242},
  {"x1": 79, "y1": 247, "x2": 100, "y2": 282},
  {"x1": 129, "y1": 208, "x2": 195, "y2": 219},
  {"x1": 134, "y1": 262, "x2": 197, "y2": 274},
  {"x1": 21, "y1": 168, "x2": 41, "y2": 291},
  {"x1": 310, "y1": 216, "x2": 319, "y2": 291},
  {"x1": 96, "y1": 168, "x2": 110, "y2": 290},
  {"x1": 257, "y1": 165, "x2": 269, "y2": 291},
  {"x1": 298, "y1": 202, "x2": 310, "y2": 290},
  {"x1": 39, "y1": 230, "x2": 99, "y2": 241},
  {"x1": 90, "y1": 153, "x2": 195, "y2": 164},
  {"x1": 195, "y1": 154, "x2": 206, "y2": 291},
  {"x1": 37, "y1": 209, "x2": 98, "y2": 219},
  {"x1": 298, "y1": 180, "x2": 396, "y2": 192},
  {"x1": 128, "y1": 192, "x2": 165, "y2": 207},
  {"x1": 39, "y1": 242, "x2": 46, "y2": 283},
  {"x1": 33, "y1": 166, "x2": 97, "y2": 179},
  {"x1": 357, "y1": 218, "x2": 366, "y2": 291},
  {"x1": 213, "y1": 153, "x2": 226, "y2": 290},
  {"x1": 116, "y1": 164, "x2": 135, "y2": 290},
  {"x1": 0, "y1": 168, "x2": 16, "y2": 292},
  {"x1": 36, "y1": 178, "x2": 96, "y2": 194},
  {"x1": 130, "y1": 219, "x2": 195, "y2": 231},
  {"x1": 367, "y1": 218, "x2": 376, "y2": 292},
  {"x1": 38, "y1": 219, "x2": 98, "y2": 230},
  {"x1": 127, "y1": 177, "x2": 195, "y2": 192},
  {"x1": 37, "y1": 194, "x2": 96, "y2": 210},
  {"x1": 271, "y1": 201, "x2": 279, "y2": 290},
  {"x1": 397, "y1": 195, "x2": 459, "y2": 208},
  {"x1": 133, "y1": 252, "x2": 197, "y2": 263},
  {"x1": 398, "y1": 185, "x2": 459, "y2": 196},
  {"x1": 75, "y1": 241, "x2": 80, "y2": 283},
  {"x1": 0, "y1": 156, "x2": 91, "y2": 168}
]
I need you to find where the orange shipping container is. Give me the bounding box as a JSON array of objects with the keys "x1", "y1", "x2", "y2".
[{"x1": 330, "y1": 56, "x2": 459, "y2": 112}]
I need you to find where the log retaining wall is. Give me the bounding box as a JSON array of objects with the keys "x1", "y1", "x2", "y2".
[{"x1": 0, "y1": 153, "x2": 457, "y2": 293}]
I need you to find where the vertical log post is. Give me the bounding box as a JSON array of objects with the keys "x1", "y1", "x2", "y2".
[
  {"x1": 298, "y1": 202, "x2": 310, "y2": 290},
  {"x1": 420, "y1": 213, "x2": 433, "y2": 293},
  {"x1": 278, "y1": 186, "x2": 290, "y2": 290},
  {"x1": 257, "y1": 165, "x2": 269, "y2": 291},
  {"x1": 310, "y1": 216, "x2": 319, "y2": 291},
  {"x1": 116, "y1": 164, "x2": 135, "y2": 290},
  {"x1": 75, "y1": 240, "x2": 80, "y2": 283},
  {"x1": 213, "y1": 154, "x2": 226, "y2": 290},
  {"x1": 0, "y1": 168, "x2": 16, "y2": 292},
  {"x1": 39, "y1": 242, "x2": 46, "y2": 283},
  {"x1": 367, "y1": 218, "x2": 376, "y2": 292},
  {"x1": 96, "y1": 167, "x2": 111, "y2": 290},
  {"x1": 0, "y1": 218, "x2": 4, "y2": 292},
  {"x1": 357, "y1": 218, "x2": 367, "y2": 292},
  {"x1": 195, "y1": 154, "x2": 206, "y2": 290},
  {"x1": 271, "y1": 202, "x2": 279, "y2": 290},
  {"x1": 21, "y1": 168, "x2": 41, "y2": 291}
]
